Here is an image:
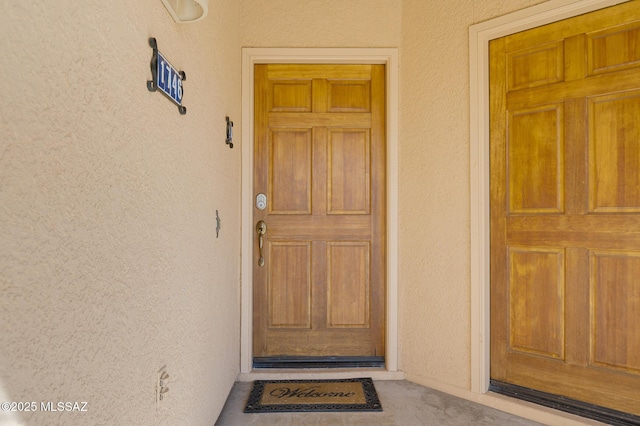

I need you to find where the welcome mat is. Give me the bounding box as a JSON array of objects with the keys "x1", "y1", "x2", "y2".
[{"x1": 243, "y1": 377, "x2": 383, "y2": 413}]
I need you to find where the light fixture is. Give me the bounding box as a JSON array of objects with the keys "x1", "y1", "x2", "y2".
[{"x1": 161, "y1": 0, "x2": 209, "y2": 23}]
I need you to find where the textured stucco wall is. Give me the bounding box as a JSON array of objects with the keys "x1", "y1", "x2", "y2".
[
  {"x1": 0, "y1": 1, "x2": 241, "y2": 425},
  {"x1": 241, "y1": 0, "x2": 402, "y2": 47},
  {"x1": 399, "y1": 0, "x2": 548, "y2": 389}
]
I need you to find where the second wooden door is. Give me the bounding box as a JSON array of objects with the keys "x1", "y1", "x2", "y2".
[{"x1": 490, "y1": 2, "x2": 640, "y2": 416}]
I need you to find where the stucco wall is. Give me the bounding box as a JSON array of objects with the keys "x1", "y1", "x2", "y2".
[
  {"x1": 241, "y1": 0, "x2": 402, "y2": 47},
  {"x1": 399, "y1": 0, "x2": 548, "y2": 390},
  {"x1": 0, "y1": 1, "x2": 241, "y2": 425},
  {"x1": 241, "y1": 0, "x2": 548, "y2": 392}
]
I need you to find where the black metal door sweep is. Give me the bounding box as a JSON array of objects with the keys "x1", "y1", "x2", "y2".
[
  {"x1": 253, "y1": 356, "x2": 385, "y2": 369},
  {"x1": 490, "y1": 380, "x2": 640, "y2": 426}
]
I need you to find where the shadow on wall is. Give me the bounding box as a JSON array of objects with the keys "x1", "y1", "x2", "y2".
[{"x1": 0, "y1": 378, "x2": 24, "y2": 426}]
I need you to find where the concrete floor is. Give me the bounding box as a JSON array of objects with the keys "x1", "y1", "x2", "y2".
[{"x1": 215, "y1": 380, "x2": 542, "y2": 425}]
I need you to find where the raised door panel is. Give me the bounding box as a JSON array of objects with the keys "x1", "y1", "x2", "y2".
[
  {"x1": 590, "y1": 250, "x2": 640, "y2": 374},
  {"x1": 327, "y1": 242, "x2": 370, "y2": 328},
  {"x1": 508, "y1": 247, "x2": 566, "y2": 359},
  {"x1": 270, "y1": 80, "x2": 313, "y2": 112},
  {"x1": 269, "y1": 128, "x2": 312, "y2": 214},
  {"x1": 588, "y1": 21, "x2": 640, "y2": 76},
  {"x1": 327, "y1": 80, "x2": 371, "y2": 112},
  {"x1": 507, "y1": 41, "x2": 564, "y2": 90},
  {"x1": 508, "y1": 104, "x2": 564, "y2": 213},
  {"x1": 328, "y1": 129, "x2": 371, "y2": 214},
  {"x1": 588, "y1": 90, "x2": 640, "y2": 212},
  {"x1": 268, "y1": 242, "x2": 312, "y2": 328}
]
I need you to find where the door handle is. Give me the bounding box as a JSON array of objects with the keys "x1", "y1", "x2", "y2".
[{"x1": 256, "y1": 220, "x2": 267, "y2": 267}]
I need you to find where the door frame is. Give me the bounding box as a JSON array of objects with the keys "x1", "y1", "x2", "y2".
[
  {"x1": 240, "y1": 48, "x2": 400, "y2": 375},
  {"x1": 469, "y1": 0, "x2": 631, "y2": 394}
]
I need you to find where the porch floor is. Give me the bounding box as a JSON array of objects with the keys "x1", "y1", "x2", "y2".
[{"x1": 215, "y1": 380, "x2": 542, "y2": 425}]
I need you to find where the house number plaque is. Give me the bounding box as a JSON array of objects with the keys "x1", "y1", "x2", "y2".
[{"x1": 147, "y1": 37, "x2": 187, "y2": 115}]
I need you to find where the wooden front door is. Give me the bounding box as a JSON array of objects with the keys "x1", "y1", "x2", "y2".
[
  {"x1": 252, "y1": 64, "x2": 386, "y2": 360},
  {"x1": 490, "y1": 2, "x2": 640, "y2": 416}
]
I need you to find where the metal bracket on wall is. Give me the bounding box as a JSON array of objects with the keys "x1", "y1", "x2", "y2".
[{"x1": 225, "y1": 116, "x2": 234, "y2": 148}]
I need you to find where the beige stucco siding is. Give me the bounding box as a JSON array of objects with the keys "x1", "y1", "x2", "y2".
[
  {"x1": 0, "y1": 1, "x2": 241, "y2": 424},
  {"x1": 241, "y1": 0, "x2": 402, "y2": 47},
  {"x1": 399, "y1": 0, "x2": 548, "y2": 389}
]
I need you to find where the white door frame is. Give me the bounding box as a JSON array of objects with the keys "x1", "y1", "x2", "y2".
[
  {"x1": 469, "y1": 0, "x2": 630, "y2": 394},
  {"x1": 240, "y1": 48, "x2": 400, "y2": 375}
]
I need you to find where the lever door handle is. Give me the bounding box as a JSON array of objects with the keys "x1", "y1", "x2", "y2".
[{"x1": 256, "y1": 220, "x2": 267, "y2": 267}]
